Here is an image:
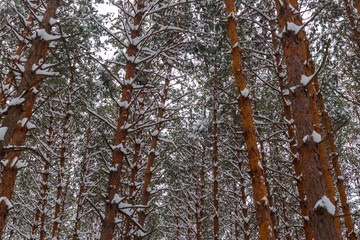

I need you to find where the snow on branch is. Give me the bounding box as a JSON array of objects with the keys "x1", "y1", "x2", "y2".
[
  {"x1": 87, "y1": 108, "x2": 117, "y2": 130},
  {"x1": 35, "y1": 29, "x2": 63, "y2": 41},
  {"x1": 301, "y1": 39, "x2": 330, "y2": 87}
]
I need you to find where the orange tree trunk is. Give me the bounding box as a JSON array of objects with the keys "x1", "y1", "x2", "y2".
[
  {"x1": 253, "y1": 89, "x2": 279, "y2": 239},
  {"x1": 196, "y1": 144, "x2": 206, "y2": 240},
  {"x1": 278, "y1": 69, "x2": 314, "y2": 239},
  {"x1": 304, "y1": 60, "x2": 342, "y2": 239},
  {"x1": 72, "y1": 117, "x2": 92, "y2": 240},
  {"x1": 124, "y1": 93, "x2": 145, "y2": 238},
  {"x1": 0, "y1": 1, "x2": 39, "y2": 109},
  {"x1": 343, "y1": 0, "x2": 360, "y2": 50},
  {"x1": 136, "y1": 77, "x2": 170, "y2": 237},
  {"x1": 268, "y1": 14, "x2": 314, "y2": 237},
  {"x1": 224, "y1": 0, "x2": 275, "y2": 239},
  {"x1": 51, "y1": 77, "x2": 74, "y2": 239},
  {"x1": 313, "y1": 78, "x2": 357, "y2": 240},
  {"x1": 0, "y1": 0, "x2": 61, "y2": 236},
  {"x1": 123, "y1": 133, "x2": 141, "y2": 237},
  {"x1": 31, "y1": 101, "x2": 55, "y2": 239},
  {"x1": 212, "y1": 66, "x2": 219, "y2": 240},
  {"x1": 100, "y1": 1, "x2": 145, "y2": 239},
  {"x1": 273, "y1": 0, "x2": 338, "y2": 239}
]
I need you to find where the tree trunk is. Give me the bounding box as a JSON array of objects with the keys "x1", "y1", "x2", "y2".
[
  {"x1": 124, "y1": 93, "x2": 145, "y2": 238},
  {"x1": 0, "y1": 1, "x2": 39, "y2": 110},
  {"x1": 269, "y1": 16, "x2": 314, "y2": 238},
  {"x1": 343, "y1": 0, "x2": 360, "y2": 50},
  {"x1": 136, "y1": 77, "x2": 170, "y2": 237},
  {"x1": 305, "y1": 61, "x2": 342, "y2": 239},
  {"x1": 0, "y1": 0, "x2": 61, "y2": 236},
  {"x1": 253, "y1": 89, "x2": 279, "y2": 239},
  {"x1": 100, "y1": 1, "x2": 145, "y2": 238},
  {"x1": 224, "y1": 0, "x2": 275, "y2": 239},
  {"x1": 72, "y1": 117, "x2": 92, "y2": 240},
  {"x1": 31, "y1": 100, "x2": 55, "y2": 239},
  {"x1": 273, "y1": 1, "x2": 338, "y2": 239},
  {"x1": 212, "y1": 65, "x2": 219, "y2": 240},
  {"x1": 52, "y1": 72, "x2": 74, "y2": 239},
  {"x1": 314, "y1": 79, "x2": 357, "y2": 240}
]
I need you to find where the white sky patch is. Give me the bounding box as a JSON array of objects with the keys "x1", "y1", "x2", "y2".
[
  {"x1": 96, "y1": 2, "x2": 117, "y2": 15},
  {"x1": 95, "y1": 3, "x2": 119, "y2": 60}
]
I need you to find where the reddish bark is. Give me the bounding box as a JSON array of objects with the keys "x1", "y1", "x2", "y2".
[
  {"x1": 124, "y1": 93, "x2": 145, "y2": 238},
  {"x1": 343, "y1": 0, "x2": 360, "y2": 50},
  {"x1": 100, "y1": 1, "x2": 144, "y2": 238},
  {"x1": 253, "y1": 89, "x2": 279, "y2": 239},
  {"x1": 31, "y1": 100, "x2": 55, "y2": 240},
  {"x1": 273, "y1": 1, "x2": 338, "y2": 239},
  {"x1": 313, "y1": 79, "x2": 357, "y2": 240},
  {"x1": 278, "y1": 71, "x2": 314, "y2": 239},
  {"x1": 52, "y1": 73, "x2": 74, "y2": 239},
  {"x1": 72, "y1": 118, "x2": 92, "y2": 240},
  {"x1": 0, "y1": 1, "x2": 40, "y2": 109},
  {"x1": 136, "y1": 77, "x2": 170, "y2": 237},
  {"x1": 304, "y1": 61, "x2": 342, "y2": 239},
  {"x1": 224, "y1": 0, "x2": 275, "y2": 238},
  {"x1": 212, "y1": 66, "x2": 219, "y2": 240},
  {"x1": 0, "y1": 1, "x2": 61, "y2": 236},
  {"x1": 268, "y1": 17, "x2": 314, "y2": 238}
]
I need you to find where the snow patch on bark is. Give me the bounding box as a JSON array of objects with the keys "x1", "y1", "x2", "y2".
[
  {"x1": 287, "y1": 22, "x2": 303, "y2": 34},
  {"x1": 312, "y1": 130, "x2": 321, "y2": 143},
  {"x1": 0, "y1": 197, "x2": 13, "y2": 209},
  {"x1": 240, "y1": 88, "x2": 249, "y2": 98},
  {"x1": 0, "y1": 127, "x2": 8, "y2": 140},
  {"x1": 300, "y1": 74, "x2": 315, "y2": 86},
  {"x1": 8, "y1": 97, "x2": 25, "y2": 106},
  {"x1": 314, "y1": 195, "x2": 335, "y2": 215}
]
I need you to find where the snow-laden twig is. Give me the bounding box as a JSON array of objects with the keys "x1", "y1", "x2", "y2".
[{"x1": 301, "y1": 39, "x2": 330, "y2": 87}]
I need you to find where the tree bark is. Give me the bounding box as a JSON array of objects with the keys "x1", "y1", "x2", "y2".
[
  {"x1": 253, "y1": 89, "x2": 279, "y2": 239},
  {"x1": 100, "y1": 1, "x2": 144, "y2": 238},
  {"x1": 273, "y1": 1, "x2": 338, "y2": 239},
  {"x1": 212, "y1": 65, "x2": 219, "y2": 240},
  {"x1": 305, "y1": 61, "x2": 342, "y2": 239},
  {"x1": 0, "y1": 1, "x2": 40, "y2": 110},
  {"x1": 136, "y1": 76, "x2": 170, "y2": 237},
  {"x1": 72, "y1": 117, "x2": 92, "y2": 240},
  {"x1": 224, "y1": 0, "x2": 275, "y2": 239},
  {"x1": 267, "y1": 11, "x2": 314, "y2": 237},
  {"x1": 31, "y1": 100, "x2": 55, "y2": 240},
  {"x1": 313, "y1": 78, "x2": 357, "y2": 240},
  {"x1": 124, "y1": 93, "x2": 145, "y2": 238},
  {"x1": 0, "y1": 0, "x2": 61, "y2": 236},
  {"x1": 343, "y1": 0, "x2": 360, "y2": 50}
]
